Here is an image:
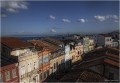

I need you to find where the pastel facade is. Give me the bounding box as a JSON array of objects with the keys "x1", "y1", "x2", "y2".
[
  {"x1": 75, "y1": 42, "x2": 83, "y2": 61},
  {"x1": 83, "y1": 37, "x2": 90, "y2": 53},
  {"x1": 18, "y1": 49, "x2": 39, "y2": 83},
  {"x1": 70, "y1": 48, "x2": 76, "y2": 63},
  {"x1": 1, "y1": 37, "x2": 39, "y2": 83},
  {"x1": 49, "y1": 53, "x2": 65, "y2": 75},
  {"x1": 89, "y1": 39, "x2": 94, "y2": 51}
]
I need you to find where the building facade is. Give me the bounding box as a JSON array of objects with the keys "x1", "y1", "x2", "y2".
[
  {"x1": 1, "y1": 37, "x2": 39, "y2": 83},
  {"x1": 89, "y1": 39, "x2": 94, "y2": 51},
  {"x1": 83, "y1": 37, "x2": 90, "y2": 53},
  {"x1": 75, "y1": 42, "x2": 83, "y2": 61},
  {"x1": 0, "y1": 55, "x2": 19, "y2": 82},
  {"x1": 97, "y1": 35, "x2": 113, "y2": 47}
]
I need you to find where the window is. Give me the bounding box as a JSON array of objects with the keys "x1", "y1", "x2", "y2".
[
  {"x1": 61, "y1": 59, "x2": 64, "y2": 64},
  {"x1": 21, "y1": 65, "x2": 25, "y2": 75},
  {"x1": 107, "y1": 39, "x2": 109, "y2": 41},
  {"x1": 115, "y1": 43, "x2": 118, "y2": 46},
  {"x1": 28, "y1": 63, "x2": 32, "y2": 72},
  {"x1": 40, "y1": 73, "x2": 42, "y2": 80},
  {"x1": 72, "y1": 56, "x2": 74, "y2": 60},
  {"x1": 34, "y1": 62, "x2": 37, "y2": 69},
  {"x1": 109, "y1": 72, "x2": 114, "y2": 80},
  {"x1": 44, "y1": 71, "x2": 47, "y2": 79},
  {"x1": 29, "y1": 78, "x2": 31, "y2": 83},
  {"x1": 39, "y1": 57, "x2": 42, "y2": 65},
  {"x1": 12, "y1": 69, "x2": 17, "y2": 78},
  {"x1": 0, "y1": 74, "x2": 3, "y2": 82},
  {"x1": 47, "y1": 70, "x2": 49, "y2": 77},
  {"x1": 43, "y1": 55, "x2": 48, "y2": 63},
  {"x1": 56, "y1": 62, "x2": 58, "y2": 69},
  {"x1": 5, "y1": 71, "x2": 10, "y2": 81},
  {"x1": 54, "y1": 63, "x2": 56, "y2": 69}
]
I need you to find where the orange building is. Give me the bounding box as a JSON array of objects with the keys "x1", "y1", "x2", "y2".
[{"x1": 30, "y1": 40, "x2": 53, "y2": 82}]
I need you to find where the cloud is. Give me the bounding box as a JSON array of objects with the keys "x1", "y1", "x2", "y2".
[
  {"x1": 1, "y1": 1, "x2": 28, "y2": 13},
  {"x1": 94, "y1": 16, "x2": 106, "y2": 21},
  {"x1": 77, "y1": 18, "x2": 86, "y2": 23},
  {"x1": 51, "y1": 29, "x2": 56, "y2": 33},
  {"x1": 106, "y1": 15, "x2": 119, "y2": 20},
  {"x1": 49, "y1": 15, "x2": 56, "y2": 20},
  {"x1": 94, "y1": 15, "x2": 119, "y2": 22},
  {"x1": 62, "y1": 18, "x2": 71, "y2": 23}
]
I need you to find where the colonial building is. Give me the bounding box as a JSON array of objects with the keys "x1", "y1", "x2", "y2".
[
  {"x1": 40, "y1": 38, "x2": 66, "y2": 79},
  {"x1": 83, "y1": 37, "x2": 90, "y2": 53},
  {"x1": 0, "y1": 55, "x2": 19, "y2": 82},
  {"x1": 1, "y1": 37, "x2": 39, "y2": 83},
  {"x1": 75, "y1": 41, "x2": 83, "y2": 61},
  {"x1": 89, "y1": 38, "x2": 94, "y2": 51},
  {"x1": 29, "y1": 40, "x2": 51, "y2": 82},
  {"x1": 18, "y1": 49, "x2": 39, "y2": 83},
  {"x1": 49, "y1": 49, "x2": 65, "y2": 76}
]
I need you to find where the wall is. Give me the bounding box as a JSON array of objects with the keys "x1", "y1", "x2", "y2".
[
  {"x1": 0, "y1": 63, "x2": 19, "y2": 82},
  {"x1": 97, "y1": 35, "x2": 105, "y2": 47},
  {"x1": 105, "y1": 37, "x2": 113, "y2": 47},
  {"x1": 104, "y1": 65, "x2": 119, "y2": 80}
]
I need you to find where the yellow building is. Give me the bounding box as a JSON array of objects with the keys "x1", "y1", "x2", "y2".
[
  {"x1": 18, "y1": 49, "x2": 39, "y2": 83},
  {"x1": 49, "y1": 52, "x2": 65, "y2": 75},
  {"x1": 75, "y1": 42, "x2": 83, "y2": 62},
  {"x1": 70, "y1": 48, "x2": 76, "y2": 63},
  {"x1": 89, "y1": 39, "x2": 94, "y2": 51}
]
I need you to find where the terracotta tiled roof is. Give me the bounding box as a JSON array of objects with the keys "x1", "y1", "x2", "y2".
[
  {"x1": 1, "y1": 37, "x2": 32, "y2": 49},
  {"x1": 41, "y1": 37, "x2": 64, "y2": 46},
  {"x1": 83, "y1": 47, "x2": 119, "y2": 68},
  {"x1": 29, "y1": 40, "x2": 58, "y2": 52},
  {"x1": 30, "y1": 40, "x2": 48, "y2": 48},
  {"x1": 60, "y1": 69, "x2": 106, "y2": 82},
  {"x1": 78, "y1": 70, "x2": 106, "y2": 82}
]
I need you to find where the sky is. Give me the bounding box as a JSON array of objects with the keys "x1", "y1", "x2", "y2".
[{"x1": 1, "y1": 1, "x2": 119, "y2": 36}]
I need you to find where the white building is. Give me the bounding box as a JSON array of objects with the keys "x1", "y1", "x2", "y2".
[
  {"x1": 64, "y1": 44, "x2": 71, "y2": 69},
  {"x1": 112, "y1": 39, "x2": 119, "y2": 47},
  {"x1": 97, "y1": 35, "x2": 113, "y2": 47}
]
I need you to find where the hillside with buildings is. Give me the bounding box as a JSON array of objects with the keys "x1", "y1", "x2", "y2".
[{"x1": 1, "y1": 31, "x2": 119, "y2": 82}]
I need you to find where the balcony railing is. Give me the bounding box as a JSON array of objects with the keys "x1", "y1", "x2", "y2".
[{"x1": 20, "y1": 69, "x2": 38, "y2": 78}]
